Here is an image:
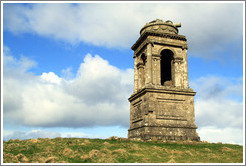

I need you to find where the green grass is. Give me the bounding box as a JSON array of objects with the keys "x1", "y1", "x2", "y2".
[{"x1": 3, "y1": 137, "x2": 243, "y2": 163}]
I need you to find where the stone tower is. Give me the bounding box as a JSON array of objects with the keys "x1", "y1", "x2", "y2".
[{"x1": 128, "y1": 19, "x2": 200, "y2": 141}]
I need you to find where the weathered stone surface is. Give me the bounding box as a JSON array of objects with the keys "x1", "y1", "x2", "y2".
[{"x1": 128, "y1": 19, "x2": 200, "y2": 141}]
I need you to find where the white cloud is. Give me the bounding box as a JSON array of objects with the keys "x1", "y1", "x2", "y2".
[
  {"x1": 197, "y1": 126, "x2": 243, "y2": 145},
  {"x1": 60, "y1": 131, "x2": 98, "y2": 139},
  {"x1": 190, "y1": 76, "x2": 243, "y2": 144},
  {"x1": 3, "y1": 47, "x2": 243, "y2": 144},
  {"x1": 195, "y1": 99, "x2": 243, "y2": 129},
  {"x1": 3, "y1": 49, "x2": 133, "y2": 128},
  {"x1": 61, "y1": 67, "x2": 74, "y2": 80},
  {"x1": 41, "y1": 72, "x2": 62, "y2": 84},
  {"x1": 3, "y1": 3, "x2": 243, "y2": 59},
  {"x1": 191, "y1": 76, "x2": 243, "y2": 129},
  {"x1": 3, "y1": 129, "x2": 96, "y2": 141},
  {"x1": 191, "y1": 76, "x2": 243, "y2": 101},
  {"x1": 3, "y1": 46, "x2": 37, "y2": 73},
  {"x1": 3, "y1": 129, "x2": 60, "y2": 140}
]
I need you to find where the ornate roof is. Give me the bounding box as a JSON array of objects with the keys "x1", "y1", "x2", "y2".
[
  {"x1": 140, "y1": 19, "x2": 181, "y2": 35},
  {"x1": 131, "y1": 19, "x2": 186, "y2": 51}
]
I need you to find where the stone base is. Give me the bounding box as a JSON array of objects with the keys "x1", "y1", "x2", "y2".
[
  {"x1": 128, "y1": 87, "x2": 200, "y2": 142},
  {"x1": 128, "y1": 126, "x2": 200, "y2": 141}
]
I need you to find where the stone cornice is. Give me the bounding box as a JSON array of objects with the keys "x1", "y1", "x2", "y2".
[
  {"x1": 134, "y1": 41, "x2": 148, "y2": 58},
  {"x1": 128, "y1": 124, "x2": 198, "y2": 131},
  {"x1": 129, "y1": 87, "x2": 196, "y2": 102},
  {"x1": 131, "y1": 30, "x2": 187, "y2": 51}
]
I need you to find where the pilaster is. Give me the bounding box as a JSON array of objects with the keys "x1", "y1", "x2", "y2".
[
  {"x1": 133, "y1": 57, "x2": 138, "y2": 92},
  {"x1": 145, "y1": 43, "x2": 153, "y2": 85}
]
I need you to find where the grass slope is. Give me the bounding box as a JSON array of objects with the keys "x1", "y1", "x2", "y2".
[{"x1": 3, "y1": 137, "x2": 243, "y2": 163}]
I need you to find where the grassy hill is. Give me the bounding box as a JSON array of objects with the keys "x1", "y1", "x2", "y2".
[{"x1": 3, "y1": 137, "x2": 243, "y2": 163}]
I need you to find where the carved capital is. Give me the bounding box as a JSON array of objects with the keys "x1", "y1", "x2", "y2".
[
  {"x1": 153, "y1": 57, "x2": 161, "y2": 62},
  {"x1": 146, "y1": 39, "x2": 154, "y2": 47},
  {"x1": 151, "y1": 54, "x2": 160, "y2": 61},
  {"x1": 182, "y1": 45, "x2": 188, "y2": 50},
  {"x1": 152, "y1": 54, "x2": 161, "y2": 58},
  {"x1": 136, "y1": 62, "x2": 145, "y2": 69},
  {"x1": 173, "y1": 57, "x2": 183, "y2": 63}
]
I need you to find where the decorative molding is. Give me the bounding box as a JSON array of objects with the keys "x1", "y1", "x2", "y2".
[
  {"x1": 132, "y1": 99, "x2": 142, "y2": 107},
  {"x1": 129, "y1": 87, "x2": 196, "y2": 102},
  {"x1": 152, "y1": 53, "x2": 161, "y2": 58},
  {"x1": 136, "y1": 62, "x2": 144, "y2": 69},
  {"x1": 140, "y1": 19, "x2": 179, "y2": 35},
  {"x1": 135, "y1": 42, "x2": 148, "y2": 57},
  {"x1": 128, "y1": 124, "x2": 198, "y2": 131},
  {"x1": 156, "y1": 98, "x2": 185, "y2": 103},
  {"x1": 134, "y1": 39, "x2": 154, "y2": 57},
  {"x1": 152, "y1": 54, "x2": 161, "y2": 61},
  {"x1": 156, "y1": 115, "x2": 187, "y2": 121},
  {"x1": 132, "y1": 118, "x2": 143, "y2": 123},
  {"x1": 173, "y1": 57, "x2": 183, "y2": 64},
  {"x1": 132, "y1": 30, "x2": 187, "y2": 51}
]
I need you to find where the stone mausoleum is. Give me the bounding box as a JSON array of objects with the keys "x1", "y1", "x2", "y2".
[{"x1": 128, "y1": 19, "x2": 200, "y2": 141}]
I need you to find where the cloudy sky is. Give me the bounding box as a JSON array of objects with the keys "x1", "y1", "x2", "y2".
[{"x1": 2, "y1": 2, "x2": 244, "y2": 145}]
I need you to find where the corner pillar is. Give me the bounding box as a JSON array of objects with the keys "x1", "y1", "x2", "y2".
[
  {"x1": 133, "y1": 56, "x2": 138, "y2": 92},
  {"x1": 145, "y1": 43, "x2": 153, "y2": 85}
]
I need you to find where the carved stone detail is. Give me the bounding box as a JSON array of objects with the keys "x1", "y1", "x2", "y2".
[
  {"x1": 173, "y1": 57, "x2": 183, "y2": 64},
  {"x1": 136, "y1": 62, "x2": 145, "y2": 69}
]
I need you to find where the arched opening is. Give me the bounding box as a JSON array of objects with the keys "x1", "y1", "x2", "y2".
[
  {"x1": 140, "y1": 53, "x2": 146, "y2": 87},
  {"x1": 161, "y1": 49, "x2": 173, "y2": 85},
  {"x1": 141, "y1": 53, "x2": 147, "y2": 65}
]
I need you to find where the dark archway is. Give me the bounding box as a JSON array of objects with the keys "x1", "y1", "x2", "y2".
[
  {"x1": 141, "y1": 53, "x2": 147, "y2": 65},
  {"x1": 140, "y1": 53, "x2": 146, "y2": 86},
  {"x1": 161, "y1": 49, "x2": 173, "y2": 85}
]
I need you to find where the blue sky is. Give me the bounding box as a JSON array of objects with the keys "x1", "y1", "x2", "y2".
[{"x1": 2, "y1": 2, "x2": 244, "y2": 145}]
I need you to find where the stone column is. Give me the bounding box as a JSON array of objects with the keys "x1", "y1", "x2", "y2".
[
  {"x1": 145, "y1": 43, "x2": 152, "y2": 85},
  {"x1": 134, "y1": 57, "x2": 138, "y2": 92},
  {"x1": 137, "y1": 62, "x2": 144, "y2": 89},
  {"x1": 172, "y1": 60, "x2": 177, "y2": 87},
  {"x1": 183, "y1": 49, "x2": 189, "y2": 88},
  {"x1": 156, "y1": 57, "x2": 161, "y2": 85},
  {"x1": 137, "y1": 66, "x2": 141, "y2": 90},
  {"x1": 173, "y1": 57, "x2": 183, "y2": 87},
  {"x1": 152, "y1": 56, "x2": 160, "y2": 86},
  {"x1": 152, "y1": 58, "x2": 156, "y2": 85}
]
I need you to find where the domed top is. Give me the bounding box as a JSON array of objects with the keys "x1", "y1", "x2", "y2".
[{"x1": 140, "y1": 19, "x2": 181, "y2": 35}]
